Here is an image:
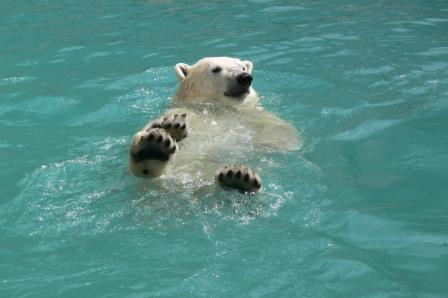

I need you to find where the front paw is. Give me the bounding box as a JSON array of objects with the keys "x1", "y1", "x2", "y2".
[
  {"x1": 148, "y1": 113, "x2": 189, "y2": 142},
  {"x1": 131, "y1": 128, "x2": 177, "y2": 163},
  {"x1": 129, "y1": 128, "x2": 178, "y2": 178}
]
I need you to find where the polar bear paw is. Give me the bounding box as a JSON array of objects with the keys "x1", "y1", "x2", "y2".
[
  {"x1": 216, "y1": 165, "x2": 262, "y2": 192},
  {"x1": 148, "y1": 113, "x2": 188, "y2": 142},
  {"x1": 129, "y1": 128, "x2": 178, "y2": 177}
]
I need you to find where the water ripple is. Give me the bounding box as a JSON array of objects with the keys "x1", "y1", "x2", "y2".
[{"x1": 331, "y1": 119, "x2": 401, "y2": 141}]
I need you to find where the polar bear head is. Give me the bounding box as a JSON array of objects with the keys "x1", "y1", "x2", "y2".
[{"x1": 174, "y1": 57, "x2": 257, "y2": 103}]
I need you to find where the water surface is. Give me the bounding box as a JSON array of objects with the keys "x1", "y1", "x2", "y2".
[{"x1": 1, "y1": 0, "x2": 448, "y2": 297}]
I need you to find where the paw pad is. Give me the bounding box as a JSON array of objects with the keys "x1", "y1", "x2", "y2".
[
  {"x1": 216, "y1": 165, "x2": 262, "y2": 192},
  {"x1": 131, "y1": 128, "x2": 177, "y2": 163}
]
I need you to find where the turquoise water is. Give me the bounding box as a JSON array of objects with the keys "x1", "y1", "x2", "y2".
[{"x1": 1, "y1": 0, "x2": 448, "y2": 297}]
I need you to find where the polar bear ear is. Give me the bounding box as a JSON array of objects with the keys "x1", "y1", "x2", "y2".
[
  {"x1": 243, "y1": 60, "x2": 253, "y2": 74},
  {"x1": 175, "y1": 63, "x2": 190, "y2": 81}
]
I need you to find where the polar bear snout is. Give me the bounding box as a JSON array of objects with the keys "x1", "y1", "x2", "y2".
[
  {"x1": 236, "y1": 73, "x2": 253, "y2": 86},
  {"x1": 224, "y1": 72, "x2": 253, "y2": 98}
]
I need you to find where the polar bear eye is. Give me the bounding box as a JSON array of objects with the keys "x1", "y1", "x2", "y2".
[
  {"x1": 242, "y1": 67, "x2": 246, "y2": 71},
  {"x1": 212, "y1": 66, "x2": 222, "y2": 73}
]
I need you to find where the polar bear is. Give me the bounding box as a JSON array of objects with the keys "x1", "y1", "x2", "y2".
[{"x1": 129, "y1": 57, "x2": 299, "y2": 192}]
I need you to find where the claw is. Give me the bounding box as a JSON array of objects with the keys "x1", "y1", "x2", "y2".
[{"x1": 244, "y1": 173, "x2": 250, "y2": 182}]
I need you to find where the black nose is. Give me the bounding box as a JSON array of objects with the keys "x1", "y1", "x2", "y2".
[{"x1": 236, "y1": 73, "x2": 253, "y2": 86}]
